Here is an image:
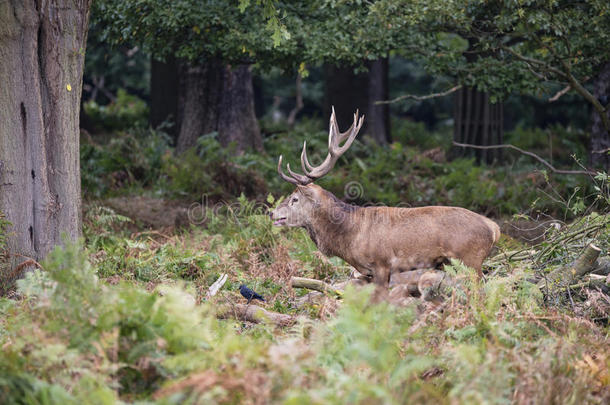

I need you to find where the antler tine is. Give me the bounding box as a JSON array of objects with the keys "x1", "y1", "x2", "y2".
[
  {"x1": 300, "y1": 141, "x2": 315, "y2": 174},
  {"x1": 328, "y1": 106, "x2": 341, "y2": 151},
  {"x1": 277, "y1": 108, "x2": 364, "y2": 184},
  {"x1": 287, "y1": 162, "x2": 313, "y2": 184},
  {"x1": 278, "y1": 155, "x2": 309, "y2": 185},
  {"x1": 335, "y1": 111, "x2": 364, "y2": 155},
  {"x1": 336, "y1": 109, "x2": 359, "y2": 144}
]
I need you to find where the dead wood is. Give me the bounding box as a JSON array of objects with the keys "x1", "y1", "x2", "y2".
[
  {"x1": 291, "y1": 276, "x2": 342, "y2": 297},
  {"x1": 206, "y1": 273, "x2": 227, "y2": 299},
  {"x1": 538, "y1": 243, "x2": 602, "y2": 292},
  {"x1": 417, "y1": 270, "x2": 456, "y2": 302},
  {"x1": 217, "y1": 304, "x2": 295, "y2": 327},
  {"x1": 592, "y1": 256, "x2": 610, "y2": 276},
  {"x1": 293, "y1": 269, "x2": 457, "y2": 307}
]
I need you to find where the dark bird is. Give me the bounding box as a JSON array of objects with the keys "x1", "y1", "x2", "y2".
[{"x1": 239, "y1": 284, "x2": 266, "y2": 304}]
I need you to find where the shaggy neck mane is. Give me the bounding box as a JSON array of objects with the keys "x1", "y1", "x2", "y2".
[{"x1": 303, "y1": 190, "x2": 359, "y2": 258}]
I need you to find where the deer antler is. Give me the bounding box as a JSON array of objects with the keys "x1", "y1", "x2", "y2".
[{"x1": 277, "y1": 107, "x2": 364, "y2": 185}]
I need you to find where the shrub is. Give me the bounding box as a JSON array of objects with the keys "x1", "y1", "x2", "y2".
[
  {"x1": 81, "y1": 126, "x2": 171, "y2": 197},
  {"x1": 160, "y1": 134, "x2": 269, "y2": 201},
  {"x1": 83, "y1": 89, "x2": 149, "y2": 131}
]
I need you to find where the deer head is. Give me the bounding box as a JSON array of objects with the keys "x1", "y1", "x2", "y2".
[{"x1": 270, "y1": 108, "x2": 364, "y2": 227}]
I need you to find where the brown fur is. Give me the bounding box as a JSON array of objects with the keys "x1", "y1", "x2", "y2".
[{"x1": 271, "y1": 184, "x2": 500, "y2": 289}]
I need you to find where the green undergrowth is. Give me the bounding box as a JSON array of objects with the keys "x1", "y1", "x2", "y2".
[
  {"x1": 14, "y1": 109, "x2": 601, "y2": 403},
  {"x1": 1, "y1": 219, "x2": 608, "y2": 403},
  {"x1": 2, "y1": 187, "x2": 609, "y2": 403},
  {"x1": 2, "y1": 177, "x2": 610, "y2": 402},
  {"x1": 81, "y1": 117, "x2": 599, "y2": 218},
  {"x1": 83, "y1": 89, "x2": 149, "y2": 132},
  {"x1": 82, "y1": 197, "x2": 350, "y2": 313}
]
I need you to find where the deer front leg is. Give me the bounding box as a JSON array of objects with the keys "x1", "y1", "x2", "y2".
[{"x1": 371, "y1": 266, "x2": 391, "y2": 302}]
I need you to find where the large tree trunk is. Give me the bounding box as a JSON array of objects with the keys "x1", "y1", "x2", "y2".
[
  {"x1": 150, "y1": 55, "x2": 179, "y2": 141},
  {"x1": 217, "y1": 64, "x2": 262, "y2": 151},
  {"x1": 452, "y1": 87, "x2": 504, "y2": 164},
  {"x1": 175, "y1": 61, "x2": 262, "y2": 154},
  {"x1": 324, "y1": 60, "x2": 391, "y2": 144},
  {"x1": 0, "y1": 0, "x2": 91, "y2": 284},
  {"x1": 367, "y1": 58, "x2": 391, "y2": 144},
  {"x1": 590, "y1": 62, "x2": 610, "y2": 171}
]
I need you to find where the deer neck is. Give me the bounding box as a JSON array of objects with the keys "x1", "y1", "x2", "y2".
[{"x1": 304, "y1": 198, "x2": 359, "y2": 258}]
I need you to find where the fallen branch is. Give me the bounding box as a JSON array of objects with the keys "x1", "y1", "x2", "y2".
[
  {"x1": 291, "y1": 276, "x2": 342, "y2": 297},
  {"x1": 375, "y1": 85, "x2": 462, "y2": 105},
  {"x1": 452, "y1": 141, "x2": 596, "y2": 176},
  {"x1": 206, "y1": 273, "x2": 227, "y2": 299},
  {"x1": 560, "y1": 279, "x2": 609, "y2": 293},
  {"x1": 538, "y1": 243, "x2": 601, "y2": 292},
  {"x1": 217, "y1": 304, "x2": 294, "y2": 326}
]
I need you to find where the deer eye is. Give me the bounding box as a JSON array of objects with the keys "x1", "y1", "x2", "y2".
[{"x1": 291, "y1": 196, "x2": 299, "y2": 204}]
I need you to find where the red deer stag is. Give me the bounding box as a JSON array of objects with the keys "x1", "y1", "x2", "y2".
[{"x1": 270, "y1": 108, "x2": 500, "y2": 292}]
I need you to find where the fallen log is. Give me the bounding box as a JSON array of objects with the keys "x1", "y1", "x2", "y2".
[
  {"x1": 291, "y1": 276, "x2": 342, "y2": 297},
  {"x1": 417, "y1": 270, "x2": 455, "y2": 302},
  {"x1": 390, "y1": 269, "x2": 428, "y2": 296},
  {"x1": 538, "y1": 243, "x2": 601, "y2": 292},
  {"x1": 592, "y1": 256, "x2": 610, "y2": 276},
  {"x1": 293, "y1": 270, "x2": 458, "y2": 306},
  {"x1": 217, "y1": 304, "x2": 294, "y2": 327}
]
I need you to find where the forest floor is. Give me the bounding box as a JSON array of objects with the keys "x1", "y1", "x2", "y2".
[
  {"x1": 2, "y1": 123, "x2": 610, "y2": 403},
  {"x1": 1, "y1": 193, "x2": 609, "y2": 404}
]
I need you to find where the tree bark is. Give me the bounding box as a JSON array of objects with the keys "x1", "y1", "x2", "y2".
[
  {"x1": 217, "y1": 64, "x2": 262, "y2": 151},
  {"x1": 537, "y1": 243, "x2": 601, "y2": 293},
  {"x1": 0, "y1": 0, "x2": 91, "y2": 284},
  {"x1": 452, "y1": 87, "x2": 503, "y2": 164},
  {"x1": 150, "y1": 54, "x2": 179, "y2": 140},
  {"x1": 176, "y1": 60, "x2": 218, "y2": 154},
  {"x1": 590, "y1": 62, "x2": 610, "y2": 171},
  {"x1": 175, "y1": 61, "x2": 262, "y2": 154},
  {"x1": 324, "y1": 60, "x2": 391, "y2": 144},
  {"x1": 367, "y1": 58, "x2": 391, "y2": 144}
]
